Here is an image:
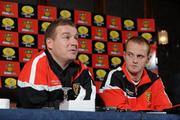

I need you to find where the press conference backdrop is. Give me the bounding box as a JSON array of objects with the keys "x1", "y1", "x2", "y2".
[{"x1": 0, "y1": 1, "x2": 157, "y2": 100}]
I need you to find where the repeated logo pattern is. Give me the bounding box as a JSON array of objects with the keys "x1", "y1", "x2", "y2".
[{"x1": 0, "y1": 1, "x2": 157, "y2": 90}]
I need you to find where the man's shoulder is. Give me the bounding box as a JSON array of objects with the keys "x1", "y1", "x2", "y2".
[
  {"x1": 146, "y1": 69, "x2": 160, "y2": 82},
  {"x1": 107, "y1": 66, "x2": 123, "y2": 77},
  {"x1": 111, "y1": 66, "x2": 122, "y2": 71},
  {"x1": 29, "y1": 50, "x2": 47, "y2": 61},
  {"x1": 23, "y1": 50, "x2": 47, "y2": 69}
]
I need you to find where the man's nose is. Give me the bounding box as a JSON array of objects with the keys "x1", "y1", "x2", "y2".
[
  {"x1": 132, "y1": 56, "x2": 138, "y2": 64},
  {"x1": 70, "y1": 37, "x2": 78, "y2": 46}
]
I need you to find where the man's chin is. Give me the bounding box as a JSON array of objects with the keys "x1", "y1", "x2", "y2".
[
  {"x1": 129, "y1": 69, "x2": 139, "y2": 75},
  {"x1": 68, "y1": 56, "x2": 77, "y2": 61}
]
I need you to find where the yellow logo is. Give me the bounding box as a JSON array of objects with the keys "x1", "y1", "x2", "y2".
[
  {"x1": 41, "y1": 22, "x2": 51, "y2": 31},
  {"x1": 22, "y1": 35, "x2": 34, "y2": 43},
  {"x1": 3, "y1": 47, "x2": 15, "y2": 57},
  {"x1": 60, "y1": 10, "x2": 71, "y2": 19},
  {"x1": 22, "y1": 6, "x2": 34, "y2": 14},
  {"x1": 110, "y1": 30, "x2": 119, "y2": 39},
  {"x1": 94, "y1": 15, "x2": 104, "y2": 23},
  {"x1": 111, "y1": 57, "x2": 121, "y2": 65},
  {"x1": 2, "y1": 18, "x2": 14, "y2": 26},
  {"x1": 78, "y1": 54, "x2": 89, "y2": 63},
  {"x1": 95, "y1": 42, "x2": 105, "y2": 50},
  {"x1": 78, "y1": 26, "x2": 88, "y2": 34},
  {"x1": 5, "y1": 77, "x2": 16, "y2": 88},
  {"x1": 124, "y1": 19, "x2": 134, "y2": 27},
  {"x1": 96, "y1": 69, "x2": 106, "y2": 78},
  {"x1": 141, "y1": 33, "x2": 152, "y2": 41}
]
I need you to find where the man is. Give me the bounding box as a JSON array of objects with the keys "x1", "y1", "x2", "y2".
[
  {"x1": 99, "y1": 36, "x2": 172, "y2": 111},
  {"x1": 17, "y1": 18, "x2": 96, "y2": 109}
]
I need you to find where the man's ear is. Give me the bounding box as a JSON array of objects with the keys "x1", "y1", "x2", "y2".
[
  {"x1": 146, "y1": 54, "x2": 151, "y2": 63},
  {"x1": 46, "y1": 38, "x2": 53, "y2": 50}
]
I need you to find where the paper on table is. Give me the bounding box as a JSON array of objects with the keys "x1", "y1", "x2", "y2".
[
  {"x1": 0, "y1": 98, "x2": 10, "y2": 109},
  {"x1": 59, "y1": 100, "x2": 95, "y2": 112}
]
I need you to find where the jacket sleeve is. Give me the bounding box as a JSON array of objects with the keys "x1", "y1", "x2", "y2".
[
  {"x1": 152, "y1": 79, "x2": 172, "y2": 111},
  {"x1": 17, "y1": 59, "x2": 63, "y2": 109},
  {"x1": 17, "y1": 86, "x2": 63, "y2": 109},
  {"x1": 99, "y1": 70, "x2": 130, "y2": 110},
  {"x1": 17, "y1": 86, "x2": 48, "y2": 108},
  {"x1": 17, "y1": 61, "x2": 47, "y2": 108}
]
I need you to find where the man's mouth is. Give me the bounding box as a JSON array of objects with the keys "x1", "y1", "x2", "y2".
[
  {"x1": 70, "y1": 49, "x2": 77, "y2": 52},
  {"x1": 69, "y1": 49, "x2": 78, "y2": 54},
  {"x1": 131, "y1": 65, "x2": 138, "y2": 69}
]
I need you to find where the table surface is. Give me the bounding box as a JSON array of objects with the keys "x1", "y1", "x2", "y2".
[{"x1": 0, "y1": 108, "x2": 179, "y2": 120}]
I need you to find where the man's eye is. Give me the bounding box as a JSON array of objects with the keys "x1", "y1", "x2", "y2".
[
  {"x1": 63, "y1": 36, "x2": 70, "y2": 39},
  {"x1": 137, "y1": 55, "x2": 144, "y2": 59},
  {"x1": 128, "y1": 53, "x2": 133, "y2": 57},
  {"x1": 66, "y1": 36, "x2": 70, "y2": 39}
]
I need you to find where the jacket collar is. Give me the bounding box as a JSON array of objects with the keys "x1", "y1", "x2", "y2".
[{"x1": 122, "y1": 63, "x2": 151, "y2": 86}]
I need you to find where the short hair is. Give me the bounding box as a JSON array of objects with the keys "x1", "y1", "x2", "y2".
[
  {"x1": 44, "y1": 18, "x2": 76, "y2": 45},
  {"x1": 125, "y1": 36, "x2": 151, "y2": 55}
]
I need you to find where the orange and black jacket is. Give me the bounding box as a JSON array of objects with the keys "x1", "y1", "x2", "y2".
[
  {"x1": 99, "y1": 64, "x2": 172, "y2": 111},
  {"x1": 17, "y1": 50, "x2": 96, "y2": 109}
]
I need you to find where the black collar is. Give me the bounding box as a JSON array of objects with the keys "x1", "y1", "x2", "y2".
[{"x1": 45, "y1": 49, "x2": 80, "y2": 87}]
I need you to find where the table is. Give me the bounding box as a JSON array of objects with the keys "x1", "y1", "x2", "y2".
[{"x1": 0, "y1": 109, "x2": 179, "y2": 120}]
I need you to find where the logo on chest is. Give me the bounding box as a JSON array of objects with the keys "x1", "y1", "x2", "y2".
[{"x1": 145, "y1": 92, "x2": 152, "y2": 103}]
